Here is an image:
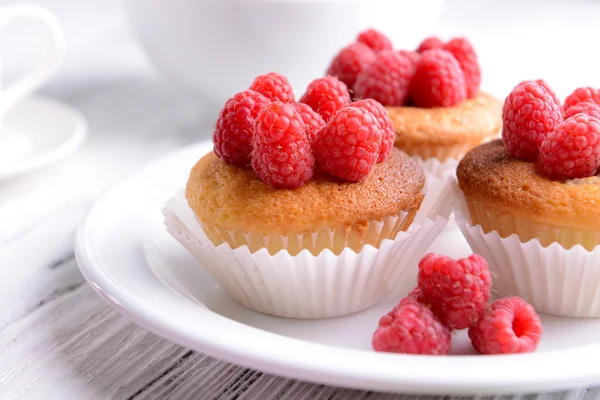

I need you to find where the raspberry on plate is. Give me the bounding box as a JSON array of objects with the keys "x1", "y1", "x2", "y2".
[
  {"x1": 564, "y1": 101, "x2": 600, "y2": 120},
  {"x1": 539, "y1": 113, "x2": 600, "y2": 180},
  {"x1": 502, "y1": 80, "x2": 563, "y2": 161},
  {"x1": 300, "y1": 76, "x2": 351, "y2": 122},
  {"x1": 351, "y1": 98, "x2": 394, "y2": 162},
  {"x1": 468, "y1": 297, "x2": 542, "y2": 354},
  {"x1": 327, "y1": 42, "x2": 376, "y2": 90},
  {"x1": 418, "y1": 253, "x2": 492, "y2": 330},
  {"x1": 443, "y1": 37, "x2": 481, "y2": 98},
  {"x1": 354, "y1": 50, "x2": 416, "y2": 106},
  {"x1": 564, "y1": 86, "x2": 600, "y2": 110},
  {"x1": 356, "y1": 28, "x2": 393, "y2": 53},
  {"x1": 372, "y1": 297, "x2": 451, "y2": 355},
  {"x1": 313, "y1": 106, "x2": 381, "y2": 182},
  {"x1": 293, "y1": 103, "x2": 325, "y2": 142},
  {"x1": 251, "y1": 101, "x2": 314, "y2": 189},
  {"x1": 416, "y1": 36, "x2": 443, "y2": 53},
  {"x1": 410, "y1": 48, "x2": 467, "y2": 108},
  {"x1": 249, "y1": 72, "x2": 295, "y2": 103},
  {"x1": 213, "y1": 90, "x2": 270, "y2": 167}
]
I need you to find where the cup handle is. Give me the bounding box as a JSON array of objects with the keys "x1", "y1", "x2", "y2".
[{"x1": 0, "y1": 4, "x2": 65, "y2": 115}]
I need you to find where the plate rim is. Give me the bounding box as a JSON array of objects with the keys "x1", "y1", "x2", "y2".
[{"x1": 75, "y1": 140, "x2": 600, "y2": 396}]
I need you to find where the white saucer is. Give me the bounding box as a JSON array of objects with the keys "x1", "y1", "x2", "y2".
[
  {"x1": 0, "y1": 95, "x2": 87, "y2": 179},
  {"x1": 75, "y1": 140, "x2": 600, "y2": 396}
]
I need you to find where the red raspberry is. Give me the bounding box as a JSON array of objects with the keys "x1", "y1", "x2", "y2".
[
  {"x1": 372, "y1": 297, "x2": 451, "y2": 355},
  {"x1": 410, "y1": 49, "x2": 467, "y2": 108},
  {"x1": 292, "y1": 103, "x2": 325, "y2": 142},
  {"x1": 502, "y1": 80, "x2": 563, "y2": 161},
  {"x1": 354, "y1": 50, "x2": 416, "y2": 106},
  {"x1": 523, "y1": 79, "x2": 563, "y2": 113},
  {"x1": 564, "y1": 101, "x2": 600, "y2": 120},
  {"x1": 418, "y1": 253, "x2": 492, "y2": 330},
  {"x1": 416, "y1": 36, "x2": 443, "y2": 53},
  {"x1": 300, "y1": 76, "x2": 350, "y2": 122},
  {"x1": 538, "y1": 113, "x2": 600, "y2": 180},
  {"x1": 468, "y1": 297, "x2": 542, "y2": 354},
  {"x1": 327, "y1": 42, "x2": 376, "y2": 91},
  {"x1": 251, "y1": 101, "x2": 314, "y2": 189},
  {"x1": 213, "y1": 90, "x2": 270, "y2": 167},
  {"x1": 351, "y1": 99, "x2": 394, "y2": 162},
  {"x1": 443, "y1": 37, "x2": 481, "y2": 98},
  {"x1": 356, "y1": 28, "x2": 393, "y2": 53},
  {"x1": 564, "y1": 87, "x2": 600, "y2": 109},
  {"x1": 313, "y1": 106, "x2": 381, "y2": 182},
  {"x1": 249, "y1": 72, "x2": 294, "y2": 103},
  {"x1": 397, "y1": 50, "x2": 421, "y2": 68}
]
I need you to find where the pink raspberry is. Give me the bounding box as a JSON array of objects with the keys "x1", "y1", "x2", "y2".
[
  {"x1": 251, "y1": 101, "x2": 314, "y2": 189},
  {"x1": 538, "y1": 113, "x2": 600, "y2": 180},
  {"x1": 356, "y1": 28, "x2": 393, "y2": 53},
  {"x1": 416, "y1": 36, "x2": 443, "y2": 53},
  {"x1": 469, "y1": 297, "x2": 542, "y2": 354},
  {"x1": 213, "y1": 90, "x2": 270, "y2": 167},
  {"x1": 410, "y1": 49, "x2": 467, "y2": 108},
  {"x1": 372, "y1": 297, "x2": 451, "y2": 355},
  {"x1": 443, "y1": 37, "x2": 481, "y2": 98},
  {"x1": 418, "y1": 253, "x2": 492, "y2": 330},
  {"x1": 292, "y1": 103, "x2": 325, "y2": 142},
  {"x1": 300, "y1": 76, "x2": 351, "y2": 122},
  {"x1": 502, "y1": 80, "x2": 563, "y2": 161},
  {"x1": 351, "y1": 99, "x2": 394, "y2": 162},
  {"x1": 564, "y1": 87, "x2": 600, "y2": 110},
  {"x1": 354, "y1": 50, "x2": 416, "y2": 106},
  {"x1": 327, "y1": 42, "x2": 376, "y2": 90},
  {"x1": 249, "y1": 72, "x2": 295, "y2": 103},
  {"x1": 397, "y1": 50, "x2": 421, "y2": 67},
  {"x1": 313, "y1": 106, "x2": 381, "y2": 182},
  {"x1": 524, "y1": 79, "x2": 563, "y2": 113},
  {"x1": 564, "y1": 101, "x2": 600, "y2": 120}
]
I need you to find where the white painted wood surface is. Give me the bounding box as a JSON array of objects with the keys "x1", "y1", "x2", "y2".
[{"x1": 2, "y1": 0, "x2": 600, "y2": 398}]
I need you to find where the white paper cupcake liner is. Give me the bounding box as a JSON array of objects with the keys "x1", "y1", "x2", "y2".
[
  {"x1": 451, "y1": 180, "x2": 600, "y2": 317},
  {"x1": 413, "y1": 156, "x2": 458, "y2": 181},
  {"x1": 162, "y1": 177, "x2": 452, "y2": 319}
]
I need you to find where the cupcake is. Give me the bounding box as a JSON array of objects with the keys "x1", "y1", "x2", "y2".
[
  {"x1": 164, "y1": 73, "x2": 451, "y2": 318},
  {"x1": 326, "y1": 32, "x2": 503, "y2": 177},
  {"x1": 454, "y1": 80, "x2": 600, "y2": 317}
]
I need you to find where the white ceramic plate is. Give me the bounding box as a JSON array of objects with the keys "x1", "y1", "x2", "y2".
[
  {"x1": 0, "y1": 95, "x2": 87, "y2": 179},
  {"x1": 75, "y1": 140, "x2": 600, "y2": 396}
]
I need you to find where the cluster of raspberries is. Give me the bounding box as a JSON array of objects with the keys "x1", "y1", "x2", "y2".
[
  {"x1": 503, "y1": 81, "x2": 600, "y2": 180},
  {"x1": 327, "y1": 29, "x2": 481, "y2": 107},
  {"x1": 213, "y1": 72, "x2": 395, "y2": 189},
  {"x1": 372, "y1": 253, "x2": 543, "y2": 355}
]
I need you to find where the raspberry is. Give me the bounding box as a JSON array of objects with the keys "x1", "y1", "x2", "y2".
[
  {"x1": 407, "y1": 286, "x2": 429, "y2": 306},
  {"x1": 397, "y1": 50, "x2": 421, "y2": 67},
  {"x1": 351, "y1": 99, "x2": 394, "y2": 162},
  {"x1": 523, "y1": 79, "x2": 562, "y2": 113},
  {"x1": 468, "y1": 297, "x2": 542, "y2": 354},
  {"x1": 213, "y1": 90, "x2": 270, "y2": 167},
  {"x1": 354, "y1": 50, "x2": 415, "y2": 106},
  {"x1": 564, "y1": 87, "x2": 600, "y2": 109},
  {"x1": 418, "y1": 253, "x2": 492, "y2": 330},
  {"x1": 292, "y1": 103, "x2": 325, "y2": 142},
  {"x1": 313, "y1": 106, "x2": 381, "y2": 182},
  {"x1": 251, "y1": 101, "x2": 314, "y2": 189},
  {"x1": 502, "y1": 80, "x2": 563, "y2": 161},
  {"x1": 327, "y1": 42, "x2": 376, "y2": 91},
  {"x1": 249, "y1": 72, "x2": 295, "y2": 103},
  {"x1": 356, "y1": 28, "x2": 393, "y2": 53},
  {"x1": 538, "y1": 113, "x2": 600, "y2": 180},
  {"x1": 410, "y1": 49, "x2": 467, "y2": 108},
  {"x1": 300, "y1": 76, "x2": 351, "y2": 122},
  {"x1": 416, "y1": 36, "x2": 444, "y2": 53},
  {"x1": 564, "y1": 101, "x2": 600, "y2": 120},
  {"x1": 372, "y1": 297, "x2": 451, "y2": 355},
  {"x1": 443, "y1": 37, "x2": 481, "y2": 98}
]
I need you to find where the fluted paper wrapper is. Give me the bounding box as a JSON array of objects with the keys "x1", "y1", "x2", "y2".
[
  {"x1": 162, "y1": 178, "x2": 452, "y2": 319},
  {"x1": 452, "y1": 180, "x2": 600, "y2": 317},
  {"x1": 413, "y1": 156, "x2": 458, "y2": 181}
]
